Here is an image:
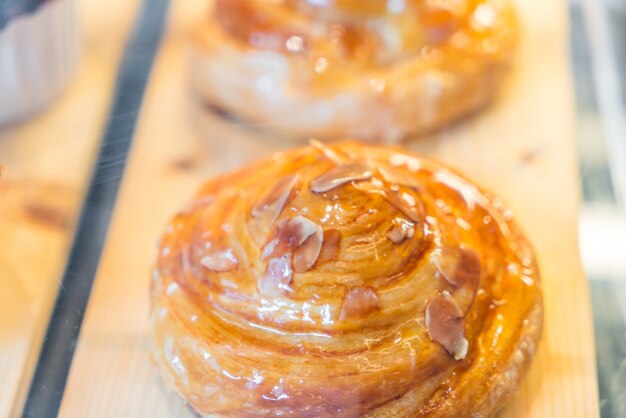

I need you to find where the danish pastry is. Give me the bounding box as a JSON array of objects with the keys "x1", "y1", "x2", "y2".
[
  {"x1": 151, "y1": 141, "x2": 542, "y2": 417},
  {"x1": 191, "y1": 0, "x2": 517, "y2": 142}
]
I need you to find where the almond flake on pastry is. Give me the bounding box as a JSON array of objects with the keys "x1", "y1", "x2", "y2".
[{"x1": 151, "y1": 141, "x2": 543, "y2": 418}]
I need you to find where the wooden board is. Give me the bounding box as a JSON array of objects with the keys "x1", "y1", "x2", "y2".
[
  {"x1": 0, "y1": 0, "x2": 142, "y2": 416},
  {"x1": 59, "y1": 0, "x2": 600, "y2": 416}
]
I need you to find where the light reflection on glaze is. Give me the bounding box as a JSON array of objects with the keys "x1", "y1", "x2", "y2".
[
  {"x1": 198, "y1": 0, "x2": 518, "y2": 142},
  {"x1": 151, "y1": 142, "x2": 542, "y2": 417}
]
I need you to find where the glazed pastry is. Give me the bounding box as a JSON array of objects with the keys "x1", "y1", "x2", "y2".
[
  {"x1": 190, "y1": 0, "x2": 517, "y2": 142},
  {"x1": 151, "y1": 141, "x2": 542, "y2": 417}
]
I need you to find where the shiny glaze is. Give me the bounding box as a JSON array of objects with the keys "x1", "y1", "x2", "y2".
[
  {"x1": 151, "y1": 142, "x2": 542, "y2": 417},
  {"x1": 210, "y1": 0, "x2": 516, "y2": 93}
]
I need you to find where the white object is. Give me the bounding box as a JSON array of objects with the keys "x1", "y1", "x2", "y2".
[{"x1": 0, "y1": 0, "x2": 79, "y2": 126}]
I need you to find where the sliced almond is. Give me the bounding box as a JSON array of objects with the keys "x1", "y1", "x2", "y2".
[
  {"x1": 378, "y1": 166, "x2": 420, "y2": 189},
  {"x1": 200, "y1": 249, "x2": 238, "y2": 272},
  {"x1": 425, "y1": 292, "x2": 468, "y2": 360},
  {"x1": 432, "y1": 171, "x2": 478, "y2": 212},
  {"x1": 261, "y1": 238, "x2": 279, "y2": 260},
  {"x1": 262, "y1": 216, "x2": 321, "y2": 259},
  {"x1": 431, "y1": 246, "x2": 481, "y2": 288},
  {"x1": 309, "y1": 140, "x2": 345, "y2": 164},
  {"x1": 290, "y1": 216, "x2": 321, "y2": 246},
  {"x1": 452, "y1": 285, "x2": 478, "y2": 315},
  {"x1": 310, "y1": 163, "x2": 373, "y2": 193},
  {"x1": 259, "y1": 253, "x2": 293, "y2": 296},
  {"x1": 316, "y1": 229, "x2": 341, "y2": 265},
  {"x1": 355, "y1": 211, "x2": 376, "y2": 225},
  {"x1": 385, "y1": 190, "x2": 423, "y2": 223},
  {"x1": 252, "y1": 175, "x2": 298, "y2": 224},
  {"x1": 293, "y1": 228, "x2": 323, "y2": 273},
  {"x1": 387, "y1": 226, "x2": 406, "y2": 244},
  {"x1": 387, "y1": 218, "x2": 415, "y2": 244},
  {"x1": 339, "y1": 287, "x2": 380, "y2": 321}
]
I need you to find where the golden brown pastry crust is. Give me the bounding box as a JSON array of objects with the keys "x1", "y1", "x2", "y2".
[
  {"x1": 190, "y1": 0, "x2": 517, "y2": 142},
  {"x1": 151, "y1": 141, "x2": 542, "y2": 417}
]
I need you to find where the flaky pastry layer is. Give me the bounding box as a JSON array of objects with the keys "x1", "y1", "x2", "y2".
[
  {"x1": 191, "y1": 0, "x2": 517, "y2": 141},
  {"x1": 151, "y1": 141, "x2": 542, "y2": 417}
]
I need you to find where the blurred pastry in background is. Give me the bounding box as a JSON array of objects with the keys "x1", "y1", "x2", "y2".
[
  {"x1": 0, "y1": 0, "x2": 80, "y2": 126},
  {"x1": 150, "y1": 141, "x2": 542, "y2": 417},
  {"x1": 0, "y1": 178, "x2": 72, "y2": 309},
  {"x1": 190, "y1": 0, "x2": 517, "y2": 142}
]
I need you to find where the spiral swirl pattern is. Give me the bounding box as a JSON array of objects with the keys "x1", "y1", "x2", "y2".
[
  {"x1": 151, "y1": 142, "x2": 542, "y2": 417},
  {"x1": 191, "y1": 0, "x2": 517, "y2": 141}
]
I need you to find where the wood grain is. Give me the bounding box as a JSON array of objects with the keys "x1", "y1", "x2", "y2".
[
  {"x1": 0, "y1": 0, "x2": 142, "y2": 416},
  {"x1": 59, "y1": 0, "x2": 599, "y2": 416}
]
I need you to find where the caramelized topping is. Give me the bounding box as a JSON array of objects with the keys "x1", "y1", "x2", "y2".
[
  {"x1": 339, "y1": 287, "x2": 380, "y2": 321},
  {"x1": 154, "y1": 142, "x2": 543, "y2": 418},
  {"x1": 425, "y1": 292, "x2": 468, "y2": 360},
  {"x1": 214, "y1": 0, "x2": 308, "y2": 54},
  {"x1": 310, "y1": 163, "x2": 373, "y2": 193}
]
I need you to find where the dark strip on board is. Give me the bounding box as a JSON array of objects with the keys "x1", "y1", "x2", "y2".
[{"x1": 21, "y1": 0, "x2": 170, "y2": 416}]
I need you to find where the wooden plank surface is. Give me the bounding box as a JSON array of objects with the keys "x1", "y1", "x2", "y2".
[
  {"x1": 59, "y1": 0, "x2": 599, "y2": 416},
  {"x1": 0, "y1": 0, "x2": 142, "y2": 416}
]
